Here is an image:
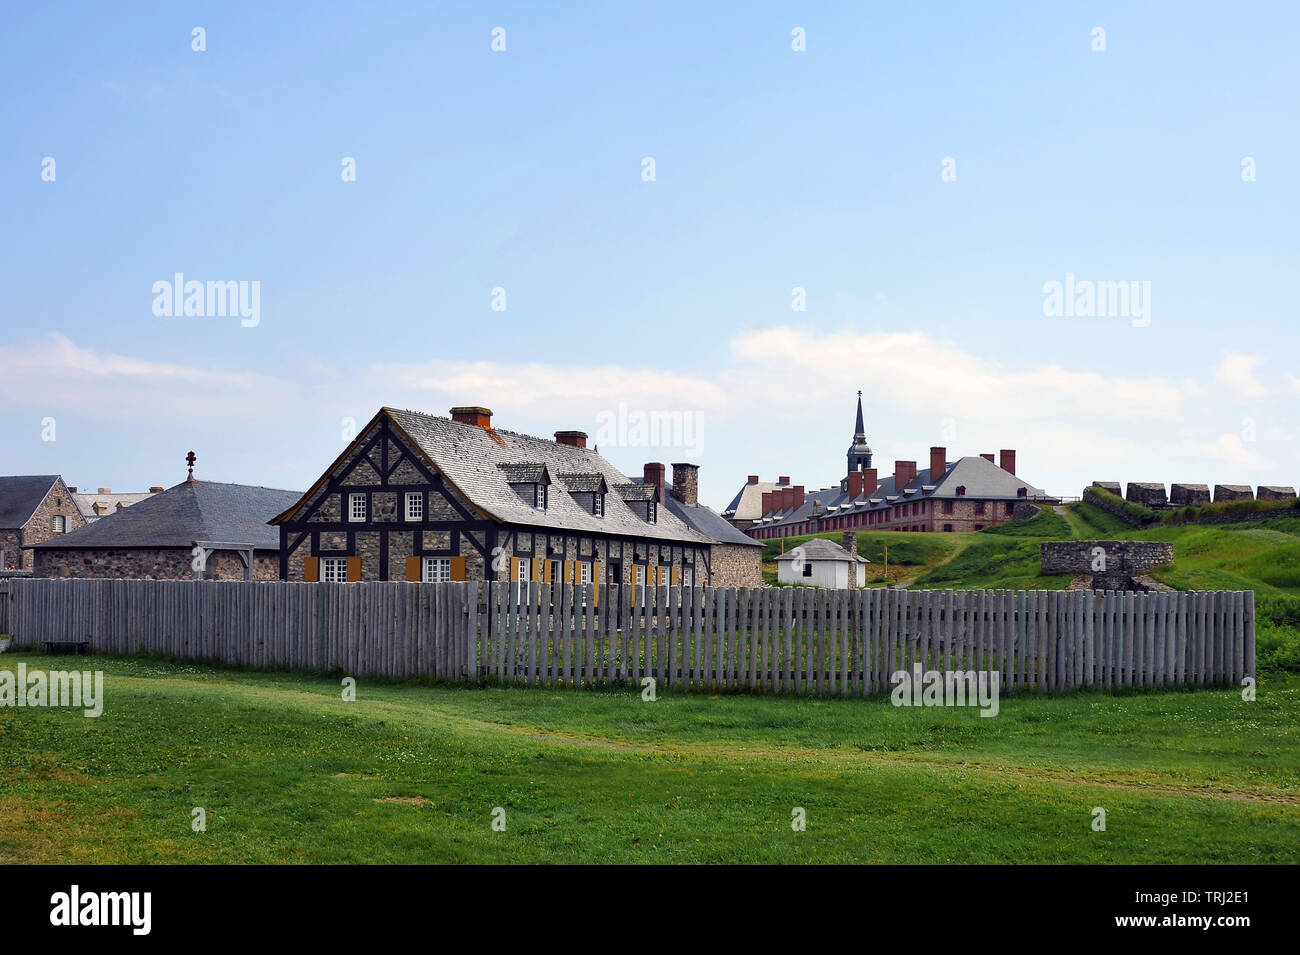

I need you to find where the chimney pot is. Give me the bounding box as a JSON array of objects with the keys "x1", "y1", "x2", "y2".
[
  {"x1": 450, "y1": 406, "x2": 494, "y2": 429},
  {"x1": 670, "y1": 462, "x2": 699, "y2": 506},
  {"x1": 999, "y1": 449, "x2": 1016, "y2": 475},
  {"x1": 554, "y1": 430, "x2": 587, "y2": 448}
]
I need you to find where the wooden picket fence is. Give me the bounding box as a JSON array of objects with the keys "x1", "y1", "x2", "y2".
[{"x1": 2, "y1": 578, "x2": 1255, "y2": 694}]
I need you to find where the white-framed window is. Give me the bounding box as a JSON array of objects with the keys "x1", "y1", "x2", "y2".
[
  {"x1": 579, "y1": 562, "x2": 592, "y2": 585},
  {"x1": 682, "y1": 566, "x2": 693, "y2": 588},
  {"x1": 635, "y1": 565, "x2": 646, "y2": 586},
  {"x1": 422, "y1": 557, "x2": 450, "y2": 583},
  {"x1": 516, "y1": 560, "x2": 531, "y2": 583},
  {"x1": 52, "y1": 515, "x2": 66, "y2": 534},
  {"x1": 322, "y1": 557, "x2": 348, "y2": 583},
  {"x1": 405, "y1": 492, "x2": 423, "y2": 522},
  {"x1": 348, "y1": 493, "x2": 367, "y2": 522}
]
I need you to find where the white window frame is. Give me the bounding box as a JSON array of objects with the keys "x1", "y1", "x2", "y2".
[
  {"x1": 52, "y1": 515, "x2": 66, "y2": 534},
  {"x1": 682, "y1": 566, "x2": 693, "y2": 589},
  {"x1": 348, "y1": 493, "x2": 367, "y2": 522},
  {"x1": 635, "y1": 565, "x2": 646, "y2": 586},
  {"x1": 422, "y1": 556, "x2": 450, "y2": 583},
  {"x1": 579, "y1": 562, "x2": 592, "y2": 585},
  {"x1": 405, "y1": 492, "x2": 423, "y2": 522},
  {"x1": 516, "y1": 560, "x2": 531, "y2": 583},
  {"x1": 321, "y1": 557, "x2": 348, "y2": 583}
]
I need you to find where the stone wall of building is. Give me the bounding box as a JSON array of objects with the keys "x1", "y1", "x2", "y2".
[
  {"x1": 709, "y1": 543, "x2": 762, "y2": 588},
  {"x1": 1041, "y1": 541, "x2": 1174, "y2": 575},
  {"x1": 9, "y1": 478, "x2": 87, "y2": 570},
  {"x1": 1169, "y1": 483, "x2": 1211, "y2": 506},
  {"x1": 1126, "y1": 483, "x2": 1168, "y2": 507},
  {"x1": 34, "y1": 547, "x2": 279, "y2": 580},
  {"x1": 0, "y1": 530, "x2": 22, "y2": 571}
]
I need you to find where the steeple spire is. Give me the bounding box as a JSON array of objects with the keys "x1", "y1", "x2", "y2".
[{"x1": 846, "y1": 390, "x2": 872, "y2": 474}]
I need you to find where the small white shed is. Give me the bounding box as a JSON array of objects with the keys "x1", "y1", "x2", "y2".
[{"x1": 774, "y1": 538, "x2": 870, "y2": 589}]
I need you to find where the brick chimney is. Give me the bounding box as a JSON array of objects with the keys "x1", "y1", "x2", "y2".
[
  {"x1": 98, "y1": 487, "x2": 112, "y2": 494},
  {"x1": 670, "y1": 462, "x2": 699, "y2": 505},
  {"x1": 930, "y1": 447, "x2": 946, "y2": 482},
  {"x1": 862, "y1": 468, "x2": 878, "y2": 496},
  {"x1": 980, "y1": 453, "x2": 994, "y2": 463},
  {"x1": 791, "y1": 485, "x2": 805, "y2": 510},
  {"x1": 451, "y1": 406, "x2": 493, "y2": 429},
  {"x1": 848, "y1": 471, "x2": 864, "y2": 499},
  {"x1": 747, "y1": 474, "x2": 759, "y2": 485},
  {"x1": 762, "y1": 491, "x2": 774, "y2": 516},
  {"x1": 643, "y1": 462, "x2": 666, "y2": 503},
  {"x1": 778, "y1": 475, "x2": 790, "y2": 485},
  {"x1": 999, "y1": 449, "x2": 1016, "y2": 475},
  {"x1": 555, "y1": 430, "x2": 587, "y2": 448},
  {"x1": 893, "y1": 461, "x2": 916, "y2": 489},
  {"x1": 149, "y1": 486, "x2": 164, "y2": 493}
]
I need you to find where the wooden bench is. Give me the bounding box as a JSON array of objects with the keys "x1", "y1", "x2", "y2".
[{"x1": 43, "y1": 640, "x2": 89, "y2": 655}]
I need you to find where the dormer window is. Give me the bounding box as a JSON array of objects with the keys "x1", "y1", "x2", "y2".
[
  {"x1": 614, "y1": 481, "x2": 658, "y2": 523},
  {"x1": 557, "y1": 472, "x2": 608, "y2": 517},
  {"x1": 498, "y1": 463, "x2": 552, "y2": 511},
  {"x1": 956, "y1": 486, "x2": 966, "y2": 496}
]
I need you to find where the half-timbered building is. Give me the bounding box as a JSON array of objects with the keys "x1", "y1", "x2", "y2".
[{"x1": 269, "y1": 406, "x2": 755, "y2": 593}]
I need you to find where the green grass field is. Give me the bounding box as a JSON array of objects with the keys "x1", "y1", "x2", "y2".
[{"x1": 1, "y1": 652, "x2": 1297, "y2": 864}]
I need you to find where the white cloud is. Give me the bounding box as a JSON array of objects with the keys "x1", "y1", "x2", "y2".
[{"x1": 1214, "y1": 352, "x2": 1267, "y2": 398}]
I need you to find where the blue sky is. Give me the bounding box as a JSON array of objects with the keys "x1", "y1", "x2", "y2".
[{"x1": 2, "y1": 1, "x2": 1297, "y2": 508}]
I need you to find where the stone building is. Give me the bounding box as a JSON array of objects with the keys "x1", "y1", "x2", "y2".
[
  {"x1": 72, "y1": 486, "x2": 165, "y2": 523},
  {"x1": 33, "y1": 478, "x2": 302, "y2": 580},
  {"x1": 741, "y1": 394, "x2": 1056, "y2": 539},
  {"x1": 0, "y1": 475, "x2": 86, "y2": 570},
  {"x1": 270, "y1": 406, "x2": 763, "y2": 590},
  {"x1": 659, "y1": 463, "x2": 763, "y2": 587}
]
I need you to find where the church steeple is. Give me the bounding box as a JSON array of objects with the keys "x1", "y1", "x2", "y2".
[{"x1": 846, "y1": 390, "x2": 872, "y2": 473}]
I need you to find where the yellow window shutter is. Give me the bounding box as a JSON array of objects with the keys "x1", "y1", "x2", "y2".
[
  {"x1": 593, "y1": 561, "x2": 601, "y2": 605},
  {"x1": 304, "y1": 556, "x2": 319, "y2": 582},
  {"x1": 563, "y1": 560, "x2": 572, "y2": 583},
  {"x1": 405, "y1": 556, "x2": 421, "y2": 581},
  {"x1": 450, "y1": 556, "x2": 467, "y2": 581},
  {"x1": 671, "y1": 565, "x2": 680, "y2": 586},
  {"x1": 532, "y1": 557, "x2": 542, "y2": 581},
  {"x1": 346, "y1": 556, "x2": 362, "y2": 581},
  {"x1": 510, "y1": 556, "x2": 519, "y2": 581},
  {"x1": 543, "y1": 559, "x2": 553, "y2": 583}
]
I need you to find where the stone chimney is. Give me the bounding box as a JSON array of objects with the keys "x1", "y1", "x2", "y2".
[
  {"x1": 643, "y1": 462, "x2": 666, "y2": 504},
  {"x1": 670, "y1": 462, "x2": 699, "y2": 505},
  {"x1": 930, "y1": 447, "x2": 946, "y2": 482},
  {"x1": 451, "y1": 406, "x2": 493, "y2": 429},
  {"x1": 999, "y1": 449, "x2": 1016, "y2": 475},
  {"x1": 98, "y1": 487, "x2": 112, "y2": 494},
  {"x1": 893, "y1": 461, "x2": 916, "y2": 489},
  {"x1": 555, "y1": 430, "x2": 587, "y2": 448},
  {"x1": 842, "y1": 531, "x2": 858, "y2": 557}
]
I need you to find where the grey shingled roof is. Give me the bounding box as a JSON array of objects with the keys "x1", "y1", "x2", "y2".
[
  {"x1": 0, "y1": 476, "x2": 59, "y2": 529},
  {"x1": 662, "y1": 494, "x2": 763, "y2": 547},
  {"x1": 774, "y1": 538, "x2": 868, "y2": 563},
  {"x1": 74, "y1": 490, "x2": 156, "y2": 521},
  {"x1": 497, "y1": 463, "x2": 550, "y2": 484},
  {"x1": 722, "y1": 479, "x2": 789, "y2": 519},
  {"x1": 384, "y1": 408, "x2": 711, "y2": 544},
  {"x1": 556, "y1": 472, "x2": 607, "y2": 493},
  {"x1": 33, "y1": 480, "x2": 302, "y2": 550}
]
